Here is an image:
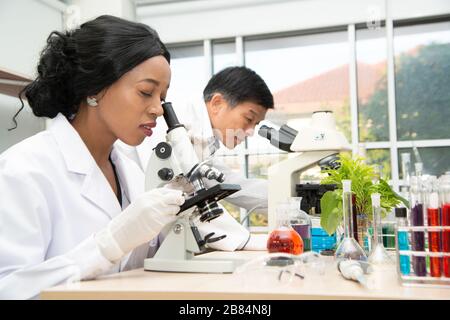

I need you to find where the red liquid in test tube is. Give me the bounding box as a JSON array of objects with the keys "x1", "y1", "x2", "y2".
[
  {"x1": 427, "y1": 207, "x2": 441, "y2": 277},
  {"x1": 443, "y1": 203, "x2": 450, "y2": 277}
]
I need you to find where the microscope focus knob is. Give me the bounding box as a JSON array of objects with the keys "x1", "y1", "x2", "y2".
[
  {"x1": 155, "y1": 142, "x2": 172, "y2": 159},
  {"x1": 158, "y1": 168, "x2": 174, "y2": 181}
]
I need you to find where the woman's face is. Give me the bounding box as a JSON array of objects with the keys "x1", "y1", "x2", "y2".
[{"x1": 96, "y1": 55, "x2": 171, "y2": 146}]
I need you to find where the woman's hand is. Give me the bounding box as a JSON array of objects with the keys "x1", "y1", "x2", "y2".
[{"x1": 94, "y1": 188, "x2": 185, "y2": 262}]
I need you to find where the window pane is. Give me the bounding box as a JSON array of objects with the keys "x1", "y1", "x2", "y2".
[
  {"x1": 356, "y1": 27, "x2": 389, "y2": 142},
  {"x1": 394, "y1": 22, "x2": 450, "y2": 141},
  {"x1": 214, "y1": 155, "x2": 244, "y2": 174},
  {"x1": 366, "y1": 148, "x2": 391, "y2": 180},
  {"x1": 215, "y1": 155, "x2": 245, "y2": 222},
  {"x1": 398, "y1": 147, "x2": 450, "y2": 177},
  {"x1": 213, "y1": 41, "x2": 236, "y2": 74},
  {"x1": 166, "y1": 45, "x2": 207, "y2": 105},
  {"x1": 244, "y1": 31, "x2": 351, "y2": 147},
  {"x1": 219, "y1": 200, "x2": 241, "y2": 222},
  {"x1": 248, "y1": 153, "x2": 288, "y2": 179}
]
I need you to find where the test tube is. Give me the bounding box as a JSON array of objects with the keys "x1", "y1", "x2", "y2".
[
  {"x1": 410, "y1": 171, "x2": 426, "y2": 277},
  {"x1": 401, "y1": 153, "x2": 411, "y2": 188},
  {"x1": 395, "y1": 207, "x2": 410, "y2": 275},
  {"x1": 439, "y1": 173, "x2": 450, "y2": 278},
  {"x1": 425, "y1": 176, "x2": 441, "y2": 277}
]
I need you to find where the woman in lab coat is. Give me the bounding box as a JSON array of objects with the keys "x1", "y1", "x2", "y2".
[{"x1": 0, "y1": 15, "x2": 185, "y2": 299}]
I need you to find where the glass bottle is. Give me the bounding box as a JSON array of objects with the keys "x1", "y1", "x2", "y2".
[
  {"x1": 267, "y1": 202, "x2": 304, "y2": 255},
  {"x1": 288, "y1": 197, "x2": 312, "y2": 252},
  {"x1": 410, "y1": 168, "x2": 426, "y2": 277},
  {"x1": 368, "y1": 193, "x2": 393, "y2": 266},
  {"x1": 401, "y1": 153, "x2": 412, "y2": 189},
  {"x1": 439, "y1": 172, "x2": 450, "y2": 278},
  {"x1": 335, "y1": 180, "x2": 368, "y2": 262},
  {"x1": 395, "y1": 207, "x2": 411, "y2": 275}
]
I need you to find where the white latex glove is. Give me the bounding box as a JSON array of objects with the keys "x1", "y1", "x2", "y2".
[{"x1": 94, "y1": 188, "x2": 185, "y2": 263}]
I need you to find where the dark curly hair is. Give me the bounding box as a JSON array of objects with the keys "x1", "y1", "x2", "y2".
[{"x1": 10, "y1": 15, "x2": 170, "y2": 130}]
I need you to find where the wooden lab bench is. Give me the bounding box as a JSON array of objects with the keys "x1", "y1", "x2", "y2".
[{"x1": 41, "y1": 251, "x2": 450, "y2": 300}]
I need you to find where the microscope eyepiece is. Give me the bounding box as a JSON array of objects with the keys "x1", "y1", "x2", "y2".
[
  {"x1": 162, "y1": 102, "x2": 185, "y2": 132},
  {"x1": 257, "y1": 124, "x2": 298, "y2": 152}
]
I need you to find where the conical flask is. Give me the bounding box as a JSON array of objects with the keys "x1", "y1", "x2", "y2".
[
  {"x1": 267, "y1": 202, "x2": 304, "y2": 255},
  {"x1": 335, "y1": 180, "x2": 368, "y2": 262},
  {"x1": 368, "y1": 193, "x2": 393, "y2": 266}
]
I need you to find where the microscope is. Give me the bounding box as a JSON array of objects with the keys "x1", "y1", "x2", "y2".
[
  {"x1": 258, "y1": 111, "x2": 351, "y2": 230},
  {"x1": 143, "y1": 102, "x2": 242, "y2": 273}
]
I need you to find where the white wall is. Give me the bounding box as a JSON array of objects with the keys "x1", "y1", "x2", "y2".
[
  {"x1": 69, "y1": 0, "x2": 136, "y2": 23},
  {"x1": 137, "y1": 0, "x2": 450, "y2": 44},
  {"x1": 0, "y1": 0, "x2": 63, "y2": 152},
  {"x1": 0, "y1": 0, "x2": 63, "y2": 76}
]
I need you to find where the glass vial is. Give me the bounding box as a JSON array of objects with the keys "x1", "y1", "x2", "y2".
[{"x1": 335, "y1": 180, "x2": 368, "y2": 262}]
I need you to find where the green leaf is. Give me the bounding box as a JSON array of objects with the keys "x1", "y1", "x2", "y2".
[
  {"x1": 320, "y1": 191, "x2": 342, "y2": 235},
  {"x1": 320, "y1": 154, "x2": 404, "y2": 221}
]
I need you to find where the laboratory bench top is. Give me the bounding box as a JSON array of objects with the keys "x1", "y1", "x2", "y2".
[{"x1": 40, "y1": 251, "x2": 450, "y2": 300}]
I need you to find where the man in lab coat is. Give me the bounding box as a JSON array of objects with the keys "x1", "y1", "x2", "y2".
[{"x1": 129, "y1": 66, "x2": 274, "y2": 251}]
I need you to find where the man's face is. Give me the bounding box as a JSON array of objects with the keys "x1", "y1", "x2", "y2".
[{"x1": 208, "y1": 94, "x2": 268, "y2": 149}]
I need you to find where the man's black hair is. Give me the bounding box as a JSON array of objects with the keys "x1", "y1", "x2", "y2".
[{"x1": 203, "y1": 66, "x2": 274, "y2": 109}]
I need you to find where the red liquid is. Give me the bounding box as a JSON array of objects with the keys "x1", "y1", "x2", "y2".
[
  {"x1": 427, "y1": 208, "x2": 441, "y2": 277},
  {"x1": 267, "y1": 227, "x2": 304, "y2": 255},
  {"x1": 443, "y1": 203, "x2": 450, "y2": 278}
]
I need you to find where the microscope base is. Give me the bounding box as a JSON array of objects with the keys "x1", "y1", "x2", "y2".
[{"x1": 143, "y1": 257, "x2": 241, "y2": 273}]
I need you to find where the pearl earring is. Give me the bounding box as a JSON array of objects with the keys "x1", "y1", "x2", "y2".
[{"x1": 86, "y1": 96, "x2": 98, "y2": 107}]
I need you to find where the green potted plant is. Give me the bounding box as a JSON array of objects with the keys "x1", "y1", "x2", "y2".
[{"x1": 320, "y1": 153, "x2": 409, "y2": 248}]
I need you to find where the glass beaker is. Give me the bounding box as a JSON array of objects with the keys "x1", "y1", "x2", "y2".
[
  {"x1": 267, "y1": 202, "x2": 304, "y2": 255},
  {"x1": 335, "y1": 180, "x2": 368, "y2": 262}
]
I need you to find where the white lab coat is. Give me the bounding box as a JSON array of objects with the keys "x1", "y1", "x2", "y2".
[
  {"x1": 0, "y1": 114, "x2": 149, "y2": 300},
  {"x1": 127, "y1": 98, "x2": 269, "y2": 251}
]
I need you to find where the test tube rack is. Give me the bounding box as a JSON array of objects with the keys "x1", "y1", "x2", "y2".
[{"x1": 395, "y1": 225, "x2": 450, "y2": 288}]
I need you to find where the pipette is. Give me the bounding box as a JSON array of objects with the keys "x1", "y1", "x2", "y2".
[{"x1": 338, "y1": 260, "x2": 372, "y2": 288}]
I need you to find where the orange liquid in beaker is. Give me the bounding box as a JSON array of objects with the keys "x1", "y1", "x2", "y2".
[{"x1": 267, "y1": 227, "x2": 304, "y2": 255}]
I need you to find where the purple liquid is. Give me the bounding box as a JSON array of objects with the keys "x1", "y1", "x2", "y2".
[
  {"x1": 292, "y1": 224, "x2": 311, "y2": 251},
  {"x1": 352, "y1": 194, "x2": 358, "y2": 241},
  {"x1": 411, "y1": 203, "x2": 426, "y2": 276}
]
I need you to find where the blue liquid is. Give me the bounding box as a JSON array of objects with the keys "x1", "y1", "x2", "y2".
[{"x1": 398, "y1": 231, "x2": 411, "y2": 275}]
